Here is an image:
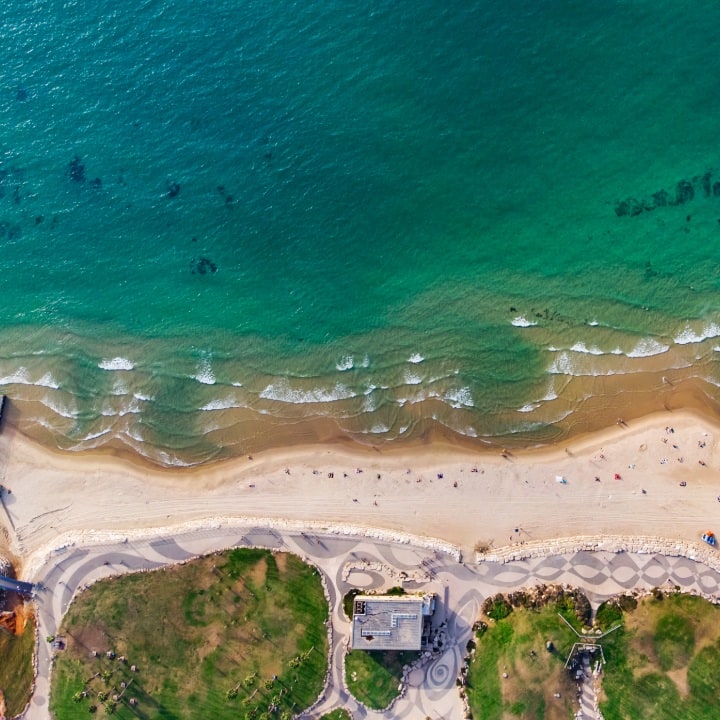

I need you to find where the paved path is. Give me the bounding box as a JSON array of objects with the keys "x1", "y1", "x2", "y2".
[{"x1": 22, "y1": 527, "x2": 720, "y2": 720}]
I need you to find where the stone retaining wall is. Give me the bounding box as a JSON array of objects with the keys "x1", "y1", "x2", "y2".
[{"x1": 476, "y1": 534, "x2": 720, "y2": 570}]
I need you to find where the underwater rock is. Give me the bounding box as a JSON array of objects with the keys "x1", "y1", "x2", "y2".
[
  {"x1": 0, "y1": 222, "x2": 22, "y2": 241},
  {"x1": 651, "y1": 189, "x2": 670, "y2": 207},
  {"x1": 190, "y1": 256, "x2": 218, "y2": 275},
  {"x1": 702, "y1": 171, "x2": 712, "y2": 197},
  {"x1": 216, "y1": 184, "x2": 233, "y2": 205},
  {"x1": 35, "y1": 215, "x2": 43, "y2": 225},
  {"x1": 614, "y1": 198, "x2": 643, "y2": 217},
  {"x1": 675, "y1": 180, "x2": 694, "y2": 204},
  {"x1": 12, "y1": 186, "x2": 20, "y2": 205},
  {"x1": 90, "y1": 177, "x2": 102, "y2": 189},
  {"x1": 167, "y1": 181, "x2": 180, "y2": 198},
  {"x1": 713, "y1": 182, "x2": 720, "y2": 197},
  {"x1": 67, "y1": 156, "x2": 85, "y2": 183},
  {"x1": 15, "y1": 87, "x2": 28, "y2": 101}
]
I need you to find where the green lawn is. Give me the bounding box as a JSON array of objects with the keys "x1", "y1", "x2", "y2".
[
  {"x1": 50, "y1": 548, "x2": 329, "y2": 719},
  {"x1": 319, "y1": 710, "x2": 352, "y2": 720},
  {"x1": 601, "y1": 593, "x2": 720, "y2": 720},
  {"x1": 0, "y1": 611, "x2": 36, "y2": 717},
  {"x1": 345, "y1": 649, "x2": 417, "y2": 710},
  {"x1": 465, "y1": 602, "x2": 580, "y2": 720}
]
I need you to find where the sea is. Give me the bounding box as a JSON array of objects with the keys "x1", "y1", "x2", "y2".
[{"x1": 1, "y1": 0, "x2": 720, "y2": 466}]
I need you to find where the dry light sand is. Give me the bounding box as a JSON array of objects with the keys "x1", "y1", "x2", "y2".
[{"x1": 1, "y1": 409, "x2": 720, "y2": 576}]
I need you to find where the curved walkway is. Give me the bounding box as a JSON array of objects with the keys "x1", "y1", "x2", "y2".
[{"x1": 23, "y1": 527, "x2": 720, "y2": 720}]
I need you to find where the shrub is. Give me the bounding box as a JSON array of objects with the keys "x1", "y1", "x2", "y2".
[
  {"x1": 484, "y1": 594, "x2": 513, "y2": 621},
  {"x1": 343, "y1": 589, "x2": 362, "y2": 619}
]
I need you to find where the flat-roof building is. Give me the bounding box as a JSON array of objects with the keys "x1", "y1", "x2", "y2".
[{"x1": 350, "y1": 593, "x2": 435, "y2": 651}]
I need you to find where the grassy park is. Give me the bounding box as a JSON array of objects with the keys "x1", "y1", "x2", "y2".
[
  {"x1": 345, "y1": 648, "x2": 417, "y2": 710},
  {"x1": 0, "y1": 606, "x2": 36, "y2": 718},
  {"x1": 467, "y1": 587, "x2": 720, "y2": 720},
  {"x1": 50, "y1": 548, "x2": 328, "y2": 719},
  {"x1": 465, "y1": 592, "x2": 587, "y2": 720},
  {"x1": 600, "y1": 592, "x2": 720, "y2": 720}
]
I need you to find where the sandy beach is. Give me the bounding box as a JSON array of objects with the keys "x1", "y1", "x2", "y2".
[{"x1": 1, "y1": 408, "x2": 720, "y2": 575}]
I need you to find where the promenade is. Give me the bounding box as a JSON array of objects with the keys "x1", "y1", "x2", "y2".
[{"x1": 23, "y1": 523, "x2": 720, "y2": 720}]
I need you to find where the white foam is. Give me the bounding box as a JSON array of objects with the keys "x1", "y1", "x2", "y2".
[
  {"x1": 336, "y1": 355, "x2": 354, "y2": 371},
  {"x1": 626, "y1": 338, "x2": 670, "y2": 358},
  {"x1": 259, "y1": 379, "x2": 355, "y2": 404},
  {"x1": 586, "y1": 320, "x2": 600, "y2": 327},
  {"x1": 0, "y1": 368, "x2": 29, "y2": 385},
  {"x1": 511, "y1": 315, "x2": 537, "y2": 327},
  {"x1": 570, "y1": 341, "x2": 604, "y2": 356},
  {"x1": 41, "y1": 394, "x2": 78, "y2": 419},
  {"x1": 675, "y1": 322, "x2": 720, "y2": 345},
  {"x1": 111, "y1": 377, "x2": 129, "y2": 396},
  {"x1": 518, "y1": 402, "x2": 539, "y2": 413},
  {"x1": 83, "y1": 428, "x2": 112, "y2": 441},
  {"x1": 37, "y1": 372, "x2": 60, "y2": 389},
  {"x1": 367, "y1": 423, "x2": 390, "y2": 434},
  {"x1": 548, "y1": 352, "x2": 575, "y2": 375},
  {"x1": 126, "y1": 427, "x2": 145, "y2": 442},
  {"x1": 403, "y1": 369, "x2": 423, "y2": 385},
  {"x1": 201, "y1": 396, "x2": 242, "y2": 411},
  {"x1": 0, "y1": 367, "x2": 59, "y2": 388},
  {"x1": 101, "y1": 398, "x2": 142, "y2": 416},
  {"x1": 444, "y1": 387, "x2": 473, "y2": 408},
  {"x1": 120, "y1": 399, "x2": 142, "y2": 416},
  {"x1": 99, "y1": 357, "x2": 134, "y2": 371},
  {"x1": 194, "y1": 358, "x2": 216, "y2": 385},
  {"x1": 408, "y1": 353, "x2": 424, "y2": 364},
  {"x1": 361, "y1": 393, "x2": 377, "y2": 413}
]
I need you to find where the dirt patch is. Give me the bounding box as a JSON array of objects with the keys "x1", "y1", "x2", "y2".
[
  {"x1": 70, "y1": 624, "x2": 109, "y2": 656},
  {"x1": 274, "y1": 552, "x2": 288, "y2": 575},
  {"x1": 666, "y1": 667, "x2": 689, "y2": 697},
  {"x1": 248, "y1": 557, "x2": 267, "y2": 587}
]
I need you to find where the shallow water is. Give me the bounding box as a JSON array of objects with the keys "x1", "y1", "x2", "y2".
[{"x1": 1, "y1": 1, "x2": 720, "y2": 464}]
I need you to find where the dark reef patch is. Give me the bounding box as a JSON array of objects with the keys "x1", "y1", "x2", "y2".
[
  {"x1": 0, "y1": 222, "x2": 22, "y2": 241},
  {"x1": 614, "y1": 169, "x2": 716, "y2": 218},
  {"x1": 67, "y1": 156, "x2": 86, "y2": 183},
  {"x1": 190, "y1": 256, "x2": 218, "y2": 275}
]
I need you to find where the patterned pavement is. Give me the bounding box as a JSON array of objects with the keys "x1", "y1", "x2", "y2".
[{"x1": 21, "y1": 527, "x2": 720, "y2": 720}]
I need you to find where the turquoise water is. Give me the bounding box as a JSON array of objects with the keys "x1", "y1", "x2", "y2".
[{"x1": 2, "y1": 0, "x2": 720, "y2": 464}]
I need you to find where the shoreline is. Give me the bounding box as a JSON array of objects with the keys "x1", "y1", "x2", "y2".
[
  {"x1": 3, "y1": 406, "x2": 720, "y2": 575},
  {"x1": 2, "y1": 351, "x2": 720, "y2": 469},
  {"x1": 4, "y1": 371, "x2": 720, "y2": 471}
]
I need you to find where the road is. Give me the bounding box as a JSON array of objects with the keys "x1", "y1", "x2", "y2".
[{"x1": 22, "y1": 524, "x2": 720, "y2": 719}]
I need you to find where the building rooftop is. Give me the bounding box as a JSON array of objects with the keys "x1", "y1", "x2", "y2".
[{"x1": 350, "y1": 594, "x2": 435, "y2": 651}]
